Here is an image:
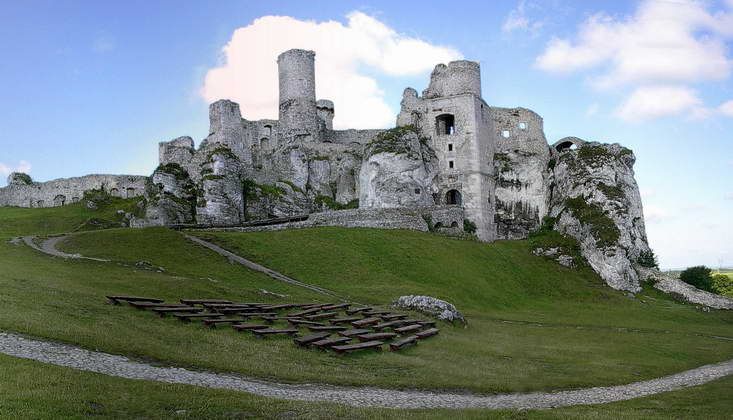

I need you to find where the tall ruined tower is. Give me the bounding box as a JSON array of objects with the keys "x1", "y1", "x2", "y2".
[
  {"x1": 397, "y1": 60, "x2": 497, "y2": 241},
  {"x1": 278, "y1": 49, "x2": 319, "y2": 139}
]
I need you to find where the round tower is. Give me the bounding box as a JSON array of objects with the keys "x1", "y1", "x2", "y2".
[
  {"x1": 278, "y1": 49, "x2": 318, "y2": 134},
  {"x1": 423, "y1": 60, "x2": 482, "y2": 99}
]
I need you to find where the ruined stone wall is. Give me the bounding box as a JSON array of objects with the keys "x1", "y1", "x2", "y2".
[
  {"x1": 491, "y1": 107, "x2": 551, "y2": 239},
  {"x1": 422, "y1": 61, "x2": 482, "y2": 99},
  {"x1": 0, "y1": 174, "x2": 147, "y2": 208},
  {"x1": 322, "y1": 129, "x2": 385, "y2": 145}
]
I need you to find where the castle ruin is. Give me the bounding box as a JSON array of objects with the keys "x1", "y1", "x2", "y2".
[{"x1": 0, "y1": 49, "x2": 651, "y2": 292}]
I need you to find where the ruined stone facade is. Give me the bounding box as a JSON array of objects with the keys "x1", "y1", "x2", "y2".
[{"x1": 0, "y1": 49, "x2": 655, "y2": 292}]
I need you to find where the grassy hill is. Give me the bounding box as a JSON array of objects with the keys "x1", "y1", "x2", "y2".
[{"x1": 1, "y1": 203, "x2": 732, "y2": 417}]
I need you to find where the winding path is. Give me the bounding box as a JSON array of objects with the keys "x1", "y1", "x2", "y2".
[
  {"x1": 1, "y1": 331, "x2": 731, "y2": 410},
  {"x1": 21, "y1": 236, "x2": 109, "y2": 262}
]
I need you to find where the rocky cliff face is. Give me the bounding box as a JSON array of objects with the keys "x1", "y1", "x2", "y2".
[
  {"x1": 548, "y1": 143, "x2": 650, "y2": 292},
  {"x1": 360, "y1": 126, "x2": 438, "y2": 209}
]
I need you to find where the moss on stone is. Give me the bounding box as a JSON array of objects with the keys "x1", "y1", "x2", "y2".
[
  {"x1": 243, "y1": 179, "x2": 285, "y2": 200},
  {"x1": 365, "y1": 125, "x2": 432, "y2": 161},
  {"x1": 597, "y1": 183, "x2": 625, "y2": 201},
  {"x1": 12, "y1": 173, "x2": 33, "y2": 185},
  {"x1": 278, "y1": 179, "x2": 304, "y2": 194},
  {"x1": 202, "y1": 174, "x2": 225, "y2": 181},
  {"x1": 315, "y1": 195, "x2": 359, "y2": 210},
  {"x1": 155, "y1": 163, "x2": 189, "y2": 181},
  {"x1": 206, "y1": 145, "x2": 239, "y2": 162},
  {"x1": 565, "y1": 196, "x2": 621, "y2": 248}
]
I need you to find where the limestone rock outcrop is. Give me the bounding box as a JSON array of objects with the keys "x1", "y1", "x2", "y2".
[
  {"x1": 360, "y1": 126, "x2": 438, "y2": 209},
  {"x1": 548, "y1": 142, "x2": 649, "y2": 292},
  {"x1": 637, "y1": 267, "x2": 733, "y2": 309},
  {"x1": 393, "y1": 295, "x2": 466, "y2": 324}
]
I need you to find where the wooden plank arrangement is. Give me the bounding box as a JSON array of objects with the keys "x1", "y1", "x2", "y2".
[{"x1": 107, "y1": 296, "x2": 441, "y2": 354}]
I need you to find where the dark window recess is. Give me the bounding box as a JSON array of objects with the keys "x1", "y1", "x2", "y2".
[
  {"x1": 449, "y1": 161, "x2": 454, "y2": 169},
  {"x1": 435, "y1": 114, "x2": 455, "y2": 135},
  {"x1": 414, "y1": 188, "x2": 421, "y2": 194},
  {"x1": 448, "y1": 143, "x2": 453, "y2": 151}
]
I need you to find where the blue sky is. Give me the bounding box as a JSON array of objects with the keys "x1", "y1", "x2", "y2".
[{"x1": 1, "y1": 0, "x2": 731, "y2": 269}]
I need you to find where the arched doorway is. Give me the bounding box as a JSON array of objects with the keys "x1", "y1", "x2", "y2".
[{"x1": 446, "y1": 189, "x2": 462, "y2": 205}]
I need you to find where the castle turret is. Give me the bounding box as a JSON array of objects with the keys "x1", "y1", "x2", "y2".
[
  {"x1": 422, "y1": 60, "x2": 482, "y2": 99},
  {"x1": 208, "y1": 99, "x2": 251, "y2": 165},
  {"x1": 278, "y1": 49, "x2": 318, "y2": 137},
  {"x1": 316, "y1": 99, "x2": 334, "y2": 130}
]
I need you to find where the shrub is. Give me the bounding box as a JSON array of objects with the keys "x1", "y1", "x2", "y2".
[
  {"x1": 679, "y1": 266, "x2": 713, "y2": 292},
  {"x1": 463, "y1": 219, "x2": 477, "y2": 234},
  {"x1": 637, "y1": 250, "x2": 659, "y2": 269},
  {"x1": 711, "y1": 274, "x2": 733, "y2": 298}
]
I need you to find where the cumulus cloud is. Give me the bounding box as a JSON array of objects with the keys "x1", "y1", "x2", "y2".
[
  {"x1": 536, "y1": 0, "x2": 733, "y2": 121},
  {"x1": 502, "y1": 1, "x2": 544, "y2": 35},
  {"x1": 201, "y1": 12, "x2": 461, "y2": 129},
  {"x1": 719, "y1": 100, "x2": 733, "y2": 117},
  {"x1": 616, "y1": 85, "x2": 706, "y2": 122},
  {"x1": 0, "y1": 160, "x2": 31, "y2": 177}
]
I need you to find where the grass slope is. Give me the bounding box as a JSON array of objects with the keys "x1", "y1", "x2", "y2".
[{"x1": 0, "y1": 205, "x2": 731, "y2": 417}]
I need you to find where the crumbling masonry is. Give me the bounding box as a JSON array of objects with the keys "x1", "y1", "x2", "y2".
[{"x1": 0, "y1": 49, "x2": 652, "y2": 292}]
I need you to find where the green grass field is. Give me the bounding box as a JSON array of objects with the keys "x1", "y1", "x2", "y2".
[{"x1": 1, "y1": 202, "x2": 732, "y2": 417}]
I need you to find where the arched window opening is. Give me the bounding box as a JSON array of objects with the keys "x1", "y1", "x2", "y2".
[
  {"x1": 435, "y1": 114, "x2": 455, "y2": 136},
  {"x1": 450, "y1": 221, "x2": 459, "y2": 228},
  {"x1": 434, "y1": 222, "x2": 444, "y2": 229},
  {"x1": 501, "y1": 130, "x2": 510, "y2": 138},
  {"x1": 260, "y1": 138, "x2": 270, "y2": 149},
  {"x1": 126, "y1": 188, "x2": 136, "y2": 198},
  {"x1": 555, "y1": 141, "x2": 578, "y2": 153},
  {"x1": 519, "y1": 122, "x2": 527, "y2": 130},
  {"x1": 446, "y1": 189, "x2": 462, "y2": 206},
  {"x1": 53, "y1": 195, "x2": 66, "y2": 206},
  {"x1": 110, "y1": 188, "x2": 120, "y2": 197},
  {"x1": 263, "y1": 125, "x2": 272, "y2": 136}
]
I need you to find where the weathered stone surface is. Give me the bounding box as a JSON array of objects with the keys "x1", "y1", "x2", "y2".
[
  {"x1": 548, "y1": 142, "x2": 649, "y2": 292},
  {"x1": 360, "y1": 127, "x2": 438, "y2": 209},
  {"x1": 393, "y1": 295, "x2": 466, "y2": 324},
  {"x1": 638, "y1": 267, "x2": 733, "y2": 310}
]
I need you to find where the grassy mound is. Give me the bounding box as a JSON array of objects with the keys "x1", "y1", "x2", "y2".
[{"x1": 0, "y1": 205, "x2": 731, "y2": 403}]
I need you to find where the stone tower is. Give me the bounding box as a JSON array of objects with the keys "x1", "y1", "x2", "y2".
[
  {"x1": 277, "y1": 49, "x2": 319, "y2": 138},
  {"x1": 397, "y1": 60, "x2": 497, "y2": 241}
]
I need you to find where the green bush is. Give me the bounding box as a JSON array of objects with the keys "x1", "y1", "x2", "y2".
[
  {"x1": 711, "y1": 274, "x2": 733, "y2": 298},
  {"x1": 564, "y1": 196, "x2": 620, "y2": 248},
  {"x1": 637, "y1": 250, "x2": 659, "y2": 269},
  {"x1": 679, "y1": 266, "x2": 713, "y2": 292},
  {"x1": 463, "y1": 219, "x2": 477, "y2": 234}
]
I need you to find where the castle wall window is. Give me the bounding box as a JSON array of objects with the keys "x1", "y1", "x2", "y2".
[
  {"x1": 502, "y1": 130, "x2": 510, "y2": 138},
  {"x1": 449, "y1": 160, "x2": 454, "y2": 169},
  {"x1": 260, "y1": 138, "x2": 270, "y2": 149},
  {"x1": 448, "y1": 143, "x2": 453, "y2": 151},
  {"x1": 126, "y1": 187, "x2": 136, "y2": 198},
  {"x1": 519, "y1": 122, "x2": 527, "y2": 130},
  {"x1": 414, "y1": 188, "x2": 421, "y2": 194},
  {"x1": 446, "y1": 189, "x2": 462, "y2": 205},
  {"x1": 263, "y1": 125, "x2": 272, "y2": 136},
  {"x1": 110, "y1": 188, "x2": 120, "y2": 197},
  {"x1": 435, "y1": 114, "x2": 455, "y2": 135}
]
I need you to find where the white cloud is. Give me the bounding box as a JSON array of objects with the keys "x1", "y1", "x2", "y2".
[
  {"x1": 719, "y1": 100, "x2": 733, "y2": 117},
  {"x1": 536, "y1": 1, "x2": 733, "y2": 86},
  {"x1": 502, "y1": 1, "x2": 544, "y2": 35},
  {"x1": 585, "y1": 103, "x2": 599, "y2": 116},
  {"x1": 616, "y1": 85, "x2": 705, "y2": 122},
  {"x1": 0, "y1": 160, "x2": 32, "y2": 178},
  {"x1": 536, "y1": 0, "x2": 733, "y2": 122},
  {"x1": 200, "y1": 12, "x2": 461, "y2": 129}
]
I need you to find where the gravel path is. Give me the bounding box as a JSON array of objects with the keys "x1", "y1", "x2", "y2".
[
  {"x1": 184, "y1": 234, "x2": 341, "y2": 299},
  {"x1": 22, "y1": 235, "x2": 109, "y2": 262},
  {"x1": 1, "y1": 331, "x2": 731, "y2": 410}
]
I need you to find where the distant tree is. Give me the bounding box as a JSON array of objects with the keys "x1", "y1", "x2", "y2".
[
  {"x1": 637, "y1": 249, "x2": 658, "y2": 268},
  {"x1": 711, "y1": 274, "x2": 733, "y2": 298},
  {"x1": 679, "y1": 266, "x2": 713, "y2": 292}
]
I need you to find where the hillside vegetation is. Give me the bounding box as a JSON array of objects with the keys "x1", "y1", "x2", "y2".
[{"x1": 0, "y1": 203, "x2": 731, "y2": 417}]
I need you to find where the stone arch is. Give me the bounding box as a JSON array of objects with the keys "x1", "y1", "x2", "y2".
[
  {"x1": 446, "y1": 189, "x2": 462, "y2": 206},
  {"x1": 126, "y1": 187, "x2": 135, "y2": 198},
  {"x1": 263, "y1": 124, "x2": 272, "y2": 136},
  {"x1": 110, "y1": 188, "x2": 120, "y2": 197},
  {"x1": 434, "y1": 222, "x2": 444, "y2": 229},
  {"x1": 435, "y1": 114, "x2": 455, "y2": 135},
  {"x1": 450, "y1": 221, "x2": 459, "y2": 228},
  {"x1": 553, "y1": 137, "x2": 587, "y2": 153},
  {"x1": 53, "y1": 195, "x2": 66, "y2": 206},
  {"x1": 72, "y1": 197, "x2": 80, "y2": 203}
]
